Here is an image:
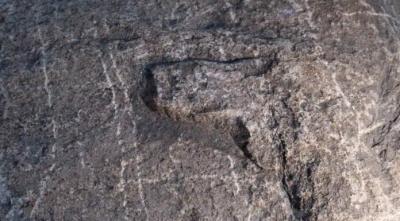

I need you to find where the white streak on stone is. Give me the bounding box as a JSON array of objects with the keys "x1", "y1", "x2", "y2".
[
  {"x1": 342, "y1": 11, "x2": 397, "y2": 21},
  {"x1": 332, "y1": 72, "x2": 352, "y2": 108},
  {"x1": 135, "y1": 155, "x2": 149, "y2": 220},
  {"x1": 118, "y1": 158, "x2": 132, "y2": 220},
  {"x1": 101, "y1": 59, "x2": 118, "y2": 116},
  {"x1": 109, "y1": 53, "x2": 138, "y2": 135},
  {"x1": 79, "y1": 152, "x2": 85, "y2": 169},
  {"x1": 358, "y1": 121, "x2": 385, "y2": 135},
  {"x1": 110, "y1": 54, "x2": 130, "y2": 109},
  {"x1": 50, "y1": 144, "x2": 57, "y2": 160},
  {"x1": 76, "y1": 142, "x2": 85, "y2": 169},
  {"x1": 117, "y1": 160, "x2": 129, "y2": 193},
  {"x1": 133, "y1": 172, "x2": 240, "y2": 186},
  {"x1": 50, "y1": 119, "x2": 58, "y2": 163},
  {"x1": 228, "y1": 155, "x2": 240, "y2": 195},
  {"x1": 37, "y1": 27, "x2": 52, "y2": 107},
  {"x1": 168, "y1": 145, "x2": 181, "y2": 164},
  {"x1": 51, "y1": 119, "x2": 58, "y2": 139},
  {"x1": 30, "y1": 176, "x2": 49, "y2": 218},
  {"x1": 116, "y1": 122, "x2": 121, "y2": 136},
  {"x1": 219, "y1": 47, "x2": 227, "y2": 60}
]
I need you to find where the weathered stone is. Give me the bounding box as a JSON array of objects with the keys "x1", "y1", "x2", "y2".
[{"x1": 1, "y1": 0, "x2": 400, "y2": 220}]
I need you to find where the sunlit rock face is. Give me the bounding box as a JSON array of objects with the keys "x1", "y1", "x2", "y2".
[{"x1": 1, "y1": 0, "x2": 400, "y2": 220}]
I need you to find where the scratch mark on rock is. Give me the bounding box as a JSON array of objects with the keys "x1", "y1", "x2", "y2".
[
  {"x1": 332, "y1": 72, "x2": 352, "y2": 108},
  {"x1": 37, "y1": 27, "x2": 52, "y2": 108},
  {"x1": 101, "y1": 59, "x2": 118, "y2": 120},
  {"x1": 228, "y1": 155, "x2": 240, "y2": 195},
  {"x1": 135, "y1": 154, "x2": 149, "y2": 220}
]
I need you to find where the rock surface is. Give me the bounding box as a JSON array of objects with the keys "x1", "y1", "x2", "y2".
[{"x1": 1, "y1": 0, "x2": 400, "y2": 220}]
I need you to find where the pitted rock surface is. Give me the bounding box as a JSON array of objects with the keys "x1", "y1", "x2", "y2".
[{"x1": 1, "y1": 0, "x2": 400, "y2": 220}]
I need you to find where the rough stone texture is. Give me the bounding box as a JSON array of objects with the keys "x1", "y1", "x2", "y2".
[{"x1": 0, "y1": 0, "x2": 400, "y2": 220}]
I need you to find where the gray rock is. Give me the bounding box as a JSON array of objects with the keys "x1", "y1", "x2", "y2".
[{"x1": 1, "y1": 0, "x2": 400, "y2": 220}]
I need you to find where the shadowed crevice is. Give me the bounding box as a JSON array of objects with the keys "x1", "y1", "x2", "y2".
[
  {"x1": 230, "y1": 118, "x2": 263, "y2": 170},
  {"x1": 278, "y1": 133, "x2": 317, "y2": 221}
]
